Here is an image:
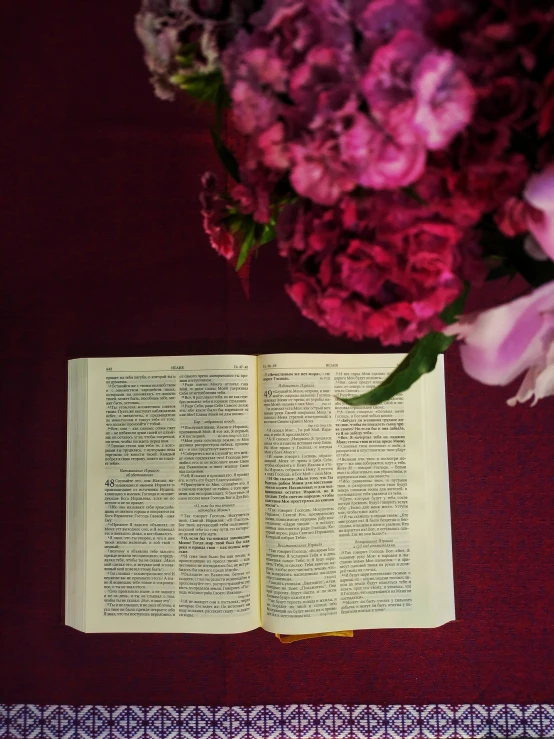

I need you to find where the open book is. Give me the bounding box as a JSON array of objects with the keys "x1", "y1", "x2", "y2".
[{"x1": 66, "y1": 353, "x2": 455, "y2": 634}]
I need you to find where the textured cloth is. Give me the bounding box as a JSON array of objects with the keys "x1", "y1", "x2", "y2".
[
  {"x1": 0, "y1": 0, "x2": 553, "y2": 708},
  {"x1": 2, "y1": 705, "x2": 554, "y2": 739}
]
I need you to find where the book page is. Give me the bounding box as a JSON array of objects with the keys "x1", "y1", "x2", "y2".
[
  {"x1": 77, "y1": 355, "x2": 260, "y2": 633},
  {"x1": 258, "y1": 353, "x2": 454, "y2": 635}
]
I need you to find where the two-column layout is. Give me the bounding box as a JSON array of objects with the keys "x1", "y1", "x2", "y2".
[
  {"x1": 260, "y1": 366, "x2": 411, "y2": 626},
  {"x1": 72, "y1": 352, "x2": 453, "y2": 633},
  {"x1": 103, "y1": 366, "x2": 254, "y2": 621}
]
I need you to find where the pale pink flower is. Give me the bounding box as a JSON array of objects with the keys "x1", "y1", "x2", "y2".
[
  {"x1": 523, "y1": 163, "x2": 554, "y2": 261},
  {"x1": 446, "y1": 281, "x2": 554, "y2": 405},
  {"x1": 413, "y1": 51, "x2": 475, "y2": 150}
]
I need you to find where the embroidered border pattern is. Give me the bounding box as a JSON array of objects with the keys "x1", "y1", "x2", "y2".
[{"x1": 1, "y1": 704, "x2": 553, "y2": 738}]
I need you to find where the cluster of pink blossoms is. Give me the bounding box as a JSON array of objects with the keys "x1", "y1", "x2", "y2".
[
  {"x1": 278, "y1": 179, "x2": 485, "y2": 345},
  {"x1": 209, "y1": 0, "x2": 550, "y2": 347},
  {"x1": 223, "y1": 0, "x2": 475, "y2": 205},
  {"x1": 138, "y1": 0, "x2": 554, "y2": 403}
]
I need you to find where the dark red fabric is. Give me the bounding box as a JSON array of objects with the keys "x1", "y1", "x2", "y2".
[{"x1": 1, "y1": 0, "x2": 553, "y2": 708}]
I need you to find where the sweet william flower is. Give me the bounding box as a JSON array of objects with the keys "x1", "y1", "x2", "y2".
[
  {"x1": 446, "y1": 281, "x2": 554, "y2": 405},
  {"x1": 278, "y1": 195, "x2": 465, "y2": 345},
  {"x1": 412, "y1": 50, "x2": 475, "y2": 150},
  {"x1": 362, "y1": 30, "x2": 475, "y2": 151},
  {"x1": 290, "y1": 125, "x2": 357, "y2": 206},
  {"x1": 353, "y1": 0, "x2": 428, "y2": 60},
  {"x1": 135, "y1": 0, "x2": 256, "y2": 99},
  {"x1": 340, "y1": 114, "x2": 426, "y2": 190},
  {"x1": 199, "y1": 172, "x2": 239, "y2": 261},
  {"x1": 361, "y1": 30, "x2": 430, "y2": 130}
]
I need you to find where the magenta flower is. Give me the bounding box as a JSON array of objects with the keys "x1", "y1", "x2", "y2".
[
  {"x1": 361, "y1": 30, "x2": 430, "y2": 129},
  {"x1": 290, "y1": 125, "x2": 357, "y2": 205},
  {"x1": 341, "y1": 114, "x2": 426, "y2": 190},
  {"x1": 446, "y1": 281, "x2": 554, "y2": 405},
  {"x1": 362, "y1": 30, "x2": 474, "y2": 150},
  {"x1": 199, "y1": 172, "x2": 239, "y2": 261},
  {"x1": 225, "y1": 37, "x2": 287, "y2": 135},
  {"x1": 230, "y1": 161, "x2": 279, "y2": 224},
  {"x1": 256, "y1": 122, "x2": 291, "y2": 171},
  {"x1": 289, "y1": 45, "x2": 355, "y2": 126},
  {"x1": 278, "y1": 194, "x2": 465, "y2": 345},
  {"x1": 354, "y1": 0, "x2": 427, "y2": 61}
]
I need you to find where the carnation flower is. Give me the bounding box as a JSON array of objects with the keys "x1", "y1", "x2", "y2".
[
  {"x1": 362, "y1": 29, "x2": 474, "y2": 151},
  {"x1": 256, "y1": 122, "x2": 291, "y2": 171},
  {"x1": 341, "y1": 114, "x2": 427, "y2": 190},
  {"x1": 278, "y1": 194, "x2": 467, "y2": 345},
  {"x1": 199, "y1": 171, "x2": 239, "y2": 260},
  {"x1": 289, "y1": 124, "x2": 357, "y2": 205},
  {"x1": 136, "y1": 0, "x2": 255, "y2": 99},
  {"x1": 446, "y1": 142, "x2": 529, "y2": 219},
  {"x1": 289, "y1": 45, "x2": 355, "y2": 126},
  {"x1": 361, "y1": 30, "x2": 430, "y2": 129},
  {"x1": 412, "y1": 50, "x2": 475, "y2": 150},
  {"x1": 495, "y1": 197, "x2": 530, "y2": 237},
  {"x1": 353, "y1": 0, "x2": 428, "y2": 60},
  {"x1": 222, "y1": 0, "x2": 356, "y2": 194},
  {"x1": 230, "y1": 161, "x2": 280, "y2": 224},
  {"x1": 223, "y1": 0, "x2": 353, "y2": 114}
]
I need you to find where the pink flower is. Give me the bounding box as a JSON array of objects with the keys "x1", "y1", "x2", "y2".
[
  {"x1": 361, "y1": 30, "x2": 429, "y2": 128},
  {"x1": 446, "y1": 146, "x2": 529, "y2": 218},
  {"x1": 341, "y1": 114, "x2": 426, "y2": 190},
  {"x1": 199, "y1": 172, "x2": 239, "y2": 261},
  {"x1": 290, "y1": 126, "x2": 357, "y2": 205},
  {"x1": 354, "y1": 0, "x2": 427, "y2": 59},
  {"x1": 256, "y1": 122, "x2": 290, "y2": 171},
  {"x1": 362, "y1": 30, "x2": 474, "y2": 151},
  {"x1": 495, "y1": 196, "x2": 530, "y2": 237},
  {"x1": 289, "y1": 45, "x2": 355, "y2": 125},
  {"x1": 230, "y1": 161, "x2": 279, "y2": 224},
  {"x1": 278, "y1": 195, "x2": 465, "y2": 345},
  {"x1": 523, "y1": 163, "x2": 554, "y2": 261},
  {"x1": 446, "y1": 281, "x2": 554, "y2": 405},
  {"x1": 413, "y1": 51, "x2": 475, "y2": 150},
  {"x1": 226, "y1": 38, "x2": 287, "y2": 135}
]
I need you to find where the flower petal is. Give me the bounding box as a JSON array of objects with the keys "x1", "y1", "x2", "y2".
[{"x1": 450, "y1": 281, "x2": 554, "y2": 386}]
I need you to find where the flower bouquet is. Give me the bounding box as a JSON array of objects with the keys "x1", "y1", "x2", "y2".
[{"x1": 136, "y1": 0, "x2": 554, "y2": 406}]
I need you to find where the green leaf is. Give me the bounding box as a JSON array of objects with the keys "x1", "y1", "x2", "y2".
[
  {"x1": 210, "y1": 129, "x2": 241, "y2": 183},
  {"x1": 402, "y1": 186, "x2": 426, "y2": 204},
  {"x1": 339, "y1": 287, "x2": 468, "y2": 407},
  {"x1": 236, "y1": 222, "x2": 256, "y2": 271},
  {"x1": 257, "y1": 221, "x2": 276, "y2": 246},
  {"x1": 171, "y1": 70, "x2": 225, "y2": 103},
  {"x1": 439, "y1": 283, "x2": 469, "y2": 324}
]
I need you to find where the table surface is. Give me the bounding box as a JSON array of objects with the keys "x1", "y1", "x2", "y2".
[{"x1": 1, "y1": 0, "x2": 553, "y2": 708}]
